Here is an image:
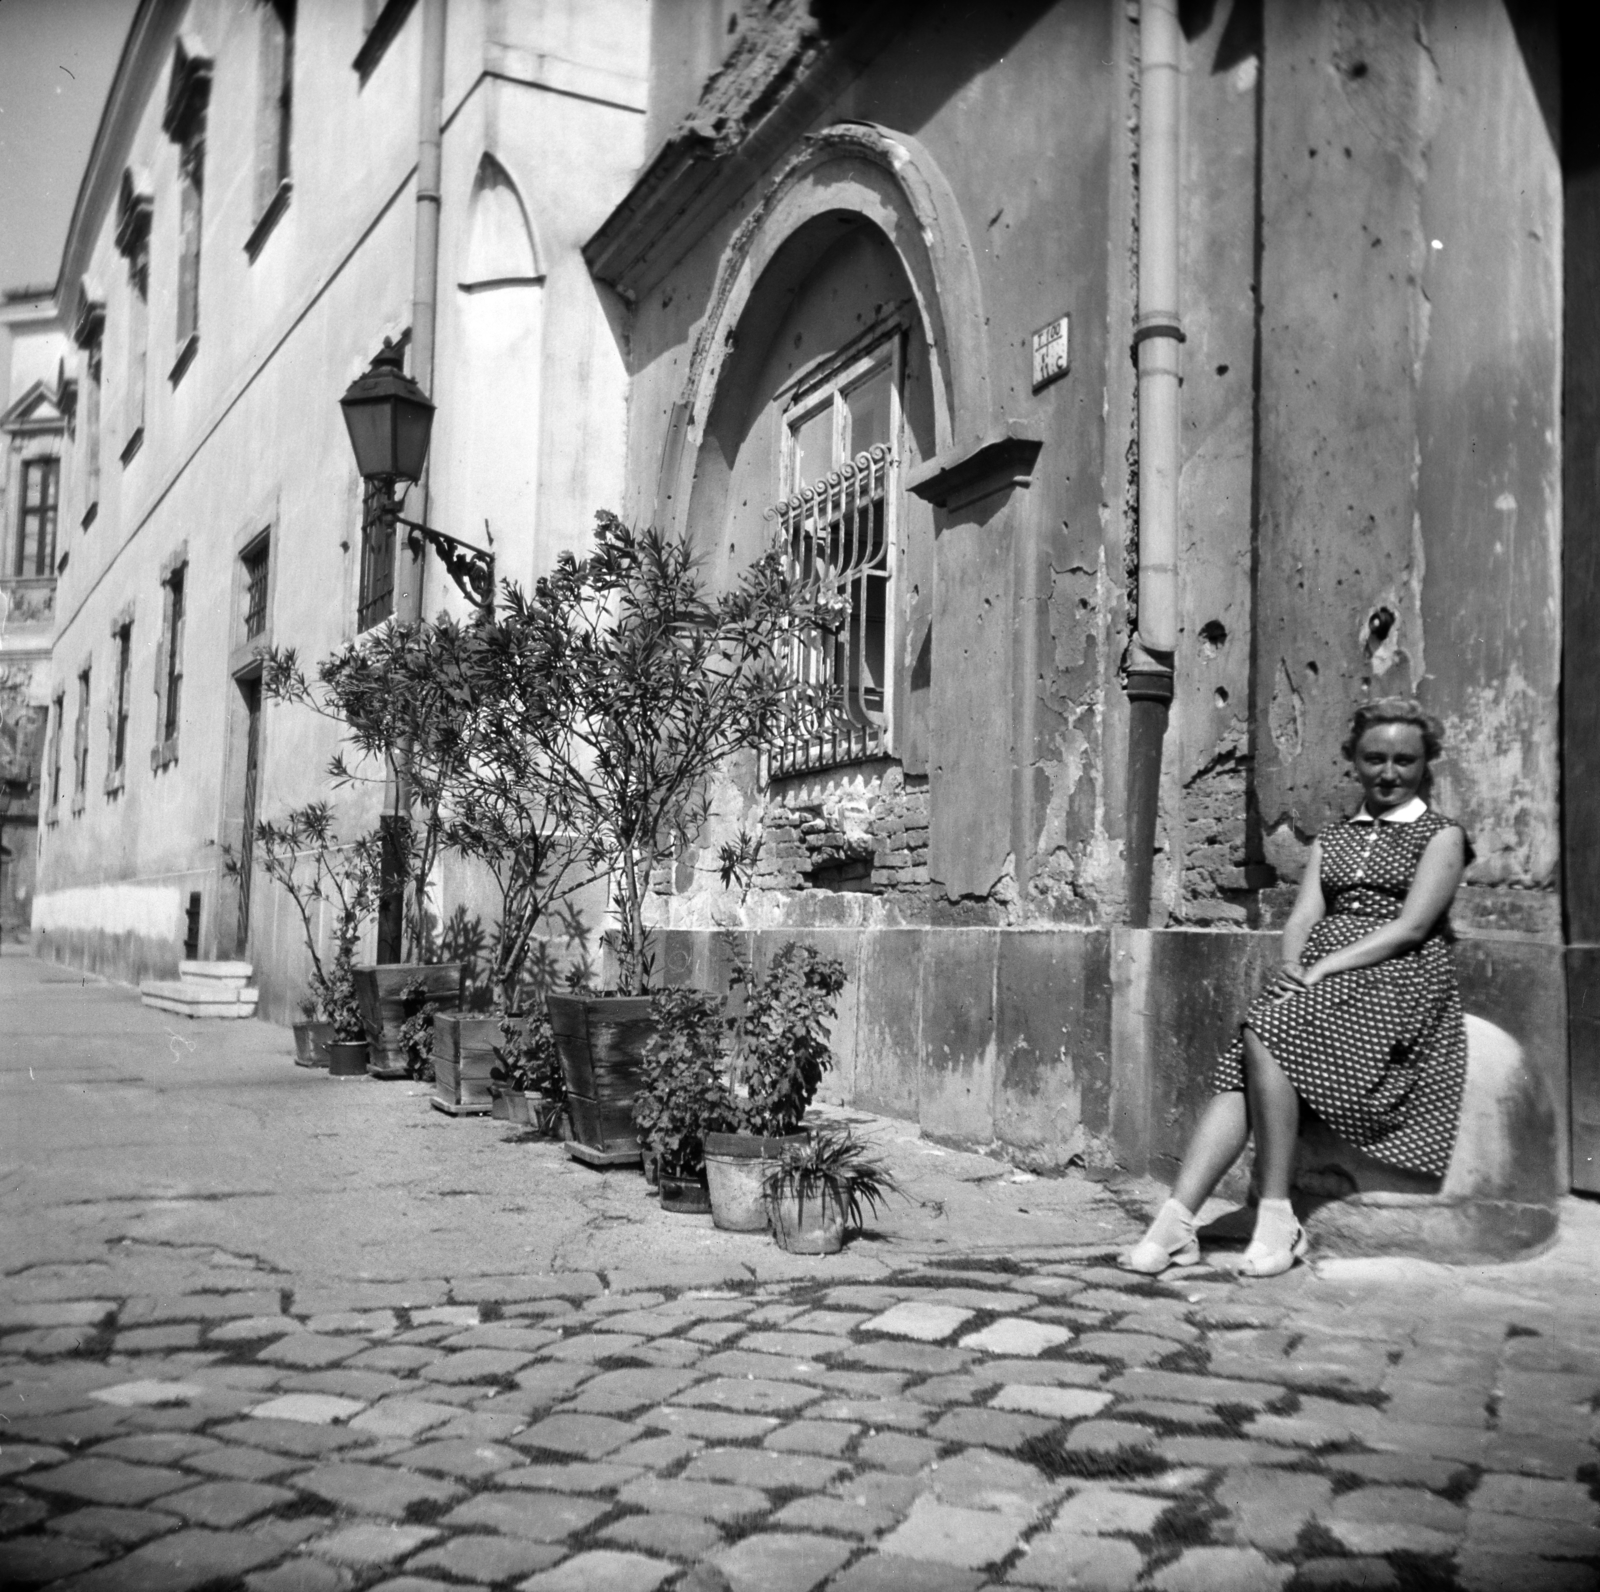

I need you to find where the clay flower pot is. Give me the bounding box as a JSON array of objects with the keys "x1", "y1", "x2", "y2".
[{"x1": 704, "y1": 1130, "x2": 808, "y2": 1232}]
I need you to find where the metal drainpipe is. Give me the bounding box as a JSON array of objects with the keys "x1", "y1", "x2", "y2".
[
  {"x1": 397, "y1": 0, "x2": 446, "y2": 628},
  {"x1": 378, "y1": 0, "x2": 447, "y2": 963},
  {"x1": 1125, "y1": 0, "x2": 1183, "y2": 928}
]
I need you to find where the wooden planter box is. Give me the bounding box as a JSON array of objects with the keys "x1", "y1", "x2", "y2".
[
  {"x1": 353, "y1": 963, "x2": 462, "y2": 1079},
  {"x1": 432, "y1": 1012, "x2": 500, "y2": 1116},
  {"x1": 547, "y1": 992, "x2": 653, "y2": 1167}
]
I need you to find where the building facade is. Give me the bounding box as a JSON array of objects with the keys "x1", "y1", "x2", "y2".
[
  {"x1": 32, "y1": 0, "x2": 648, "y2": 1018},
  {"x1": 592, "y1": 0, "x2": 1588, "y2": 1202},
  {"x1": 0, "y1": 292, "x2": 69, "y2": 939},
  {"x1": 32, "y1": 0, "x2": 1594, "y2": 1214}
]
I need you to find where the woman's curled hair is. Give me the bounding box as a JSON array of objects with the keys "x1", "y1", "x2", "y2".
[{"x1": 1341, "y1": 696, "x2": 1444, "y2": 764}]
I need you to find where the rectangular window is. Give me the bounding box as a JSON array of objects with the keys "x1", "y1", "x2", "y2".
[
  {"x1": 73, "y1": 666, "x2": 91, "y2": 804},
  {"x1": 164, "y1": 567, "x2": 185, "y2": 745},
  {"x1": 243, "y1": 537, "x2": 270, "y2": 639},
  {"x1": 175, "y1": 127, "x2": 204, "y2": 358},
  {"x1": 83, "y1": 341, "x2": 103, "y2": 521},
  {"x1": 123, "y1": 254, "x2": 149, "y2": 456},
  {"x1": 48, "y1": 692, "x2": 64, "y2": 814},
  {"x1": 357, "y1": 481, "x2": 395, "y2": 631},
  {"x1": 110, "y1": 621, "x2": 132, "y2": 780},
  {"x1": 250, "y1": 0, "x2": 295, "y2": 249},
  {"x1": 16, "y1": 458, "x2": 60, "y2": 576},
  {"x1": 768, "y1": 338, "x2": 900, "y2": 776}
]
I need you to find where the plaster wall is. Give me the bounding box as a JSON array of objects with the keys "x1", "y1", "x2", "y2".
[
  {"x1": 34, "y1": 0, "x2": 647, "y2": 1016},
  {"x1": 618, "y1": 0, "x2": 1566, "y2": 1184}
]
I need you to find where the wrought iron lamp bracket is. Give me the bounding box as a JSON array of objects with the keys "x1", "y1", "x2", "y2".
[{"x1": 396, "y1": 515, "x2": 495, "y2": 613}]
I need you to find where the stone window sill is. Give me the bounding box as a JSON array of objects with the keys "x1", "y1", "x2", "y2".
[
  {"x1": 120, "y1": 427, "x2": 143, "y2": 466},
  {"x1": 169, "y1": 334, "x2": 199, "y2": 387},
  {"x1": 82, "y1": 500, "x2": 99, "y2": 531},
  {"x1": 245, "y1": 180, "x2": 292, "y2": 262},
  {"x1": 70, "y1": 794, "x2": 86, "y2": 817},
  {"x1": 104, "y1": 768, "x2": 125, "y2": 798},
  {"x1": 151, "y1": 738, "x2": 179, "y2": 773},
  {"x1": 353, "y1": 0, "x2": 417, "y2": 83}
]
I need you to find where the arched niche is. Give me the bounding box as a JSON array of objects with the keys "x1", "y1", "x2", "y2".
[
  {"x1": 662, "y1": 122, "x2": 991, "y2": 540},
  {"x1": 459, "y1": 153, "x2": 542, "y2": 291}
]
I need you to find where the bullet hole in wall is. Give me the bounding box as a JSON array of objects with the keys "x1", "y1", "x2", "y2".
[
  {"x1": 1215, "y1": 687, "x2": 1229, "y2": 709},
  {"x1": 1306, "y1": 660, "x2": 1319, "y2": 676},
  {"x1": 1216, "y1": 364, "x2": 1229, "y2": 376},
  {"x1": 1365, "y1": 606, "x2": 1396, "y2": 653},
  {"x1": 1199, "y1": 619, "x2": 1227, "y2": 657},
  {"x1": 1345, "y1": 59, "x2": 1368, "y2": 79}
]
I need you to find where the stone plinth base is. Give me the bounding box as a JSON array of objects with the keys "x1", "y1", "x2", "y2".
[
  {"x1": 1294, "y1": 1015, "x2": 1561, "y2": 1262},
  {"x1": 140, "y1": 961, "x2": 259, "y2": 1019}
]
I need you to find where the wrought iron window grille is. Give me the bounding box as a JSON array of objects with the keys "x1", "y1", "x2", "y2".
[{"x1": 764, "y1": 443, "x2": 894, "y2": 778}]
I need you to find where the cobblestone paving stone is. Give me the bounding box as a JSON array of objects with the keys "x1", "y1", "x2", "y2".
[{"x1": 7, "y1": 1235, "x2": 1600, "y2": 1592}]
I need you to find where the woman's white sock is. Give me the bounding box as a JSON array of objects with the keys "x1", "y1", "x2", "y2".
[
  {"x1": 1250, "y1": 1197, "x2": 1297, "y2": 1250},
  {"x1": 1147, "y1": 1197, "x2": 1197, "y2": 1250}
]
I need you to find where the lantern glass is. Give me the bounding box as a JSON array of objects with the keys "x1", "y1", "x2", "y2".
[{"x1": 339, "y1": 346, "x2": 435, "y2": 484}]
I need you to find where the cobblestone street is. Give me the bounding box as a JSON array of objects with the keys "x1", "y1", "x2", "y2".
[{"x1": 5, "y1": 954, "x2": 1600, "y2": 1592}]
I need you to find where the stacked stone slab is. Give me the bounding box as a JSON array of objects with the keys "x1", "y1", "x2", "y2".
[{"x1": 139, "y1": 960, "x2": 259, "y2": 1019}]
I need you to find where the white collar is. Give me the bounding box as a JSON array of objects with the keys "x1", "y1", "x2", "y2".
[{"x1": 1350, "y1": 795, "x2": 1427, "y2": 825}]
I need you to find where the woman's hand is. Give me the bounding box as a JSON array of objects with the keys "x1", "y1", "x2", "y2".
[{"x1": 1269, "y1": 961, "x2": 1311, "y2": 1000}]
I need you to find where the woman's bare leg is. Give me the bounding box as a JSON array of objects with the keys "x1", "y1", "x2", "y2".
[
  {"x1": 1242, "y1": 1027, "x2": 1299, "y2": 1201},
  {"x1": 1170, "y1": 1090, "x2": 1249, "y2": 1215}
]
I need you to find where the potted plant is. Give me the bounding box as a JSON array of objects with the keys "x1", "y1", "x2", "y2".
[
  {"x1": 489, "y1": 948, "x2": 575, "y2": 1135},
  {"x1": 323, "y1": 944, "x2": 373, "y2": 1076},
  {"x1": 224, "y1": 804, "x2": 379, "y2": 1068},
  {"x1": 704, "y1": 944, "x2": 848, "y2": 1231},
  {"x1": 263, "y1": 625, "x2": 480, "y2": 1077},
  {"x1": 512, "y1": 513, "x2": 829, "y2": 1164},
  {"x1": 762, "y1": 1128, "x2": 898, "y2": 1254},
  {"x1": 633, "y1": 988, "x2": 741, "y2": 1212}
]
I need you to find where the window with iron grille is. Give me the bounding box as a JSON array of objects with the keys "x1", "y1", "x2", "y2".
[
  {"x1": 16, "y1": 458, "x2": 59, "y2": 576},
  {"x1": 243, "y1": 538, "x2": 270, "y2": 639},
  {"x1": 357, "y1": 480, "x2": 395, "y2": 631},
  {"x1": 73, "y1": 666, "x2": 91, "y2": 804},
  {"x1": 766, "y1": 339, "x2": 899, "y2": 777}
]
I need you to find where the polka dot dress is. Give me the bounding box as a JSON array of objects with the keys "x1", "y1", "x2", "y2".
[{"x1": 1211, "y1": 806, "x2": 1471, "y2": 1178}]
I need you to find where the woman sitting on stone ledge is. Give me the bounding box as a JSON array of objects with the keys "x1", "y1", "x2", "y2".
[{"x1": 1122, "y1": 697, "x2": 1472, "y2": 1278}]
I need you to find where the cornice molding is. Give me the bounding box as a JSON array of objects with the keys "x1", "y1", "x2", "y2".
[
  {"x1": 583, "y1": 2, "x2": 916, "y2": 303},
  {"x1": 56, "y1": 0, "x2": 184, "y2": 309},
  {"x1": 161, "y1": 34, "x2": 213, "y2": 145}
]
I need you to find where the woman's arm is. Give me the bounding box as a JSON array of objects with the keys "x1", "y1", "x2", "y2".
[
  {"x1": 1268, "y1": 840, "x2": 1327, "y2": 996},
  {"x1": 1303, "y1": 825, "x2": 1466, "y2": 986}
]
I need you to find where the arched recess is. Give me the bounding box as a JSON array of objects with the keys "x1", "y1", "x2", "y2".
[
  {"x1": 662, "y1": 122, "x2": 992, "y2": 539},
  {"x1": 450, "y1": 153, "x2": 545, "y2": 591},
  {"x1": 459, "y1": 153, "x2": 542, "y2": 290}
]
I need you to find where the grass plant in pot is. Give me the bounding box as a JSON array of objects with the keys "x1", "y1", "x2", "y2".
[
  {"x1": 225, "y1": 804, "x2": 379, "y2": 1069},
  {"x1": 514, "y1": 513, "x2": 829, "y2": 1166},
  {"x1": 633, "y1": 988, "x2": 741, "y2": 1213},
  {"x1": 704, "y1": 944, "x2": 848, "y2": 1232},
  {"x1": 763, "y1": 1127, "x2": 898, "y2": 1254}
]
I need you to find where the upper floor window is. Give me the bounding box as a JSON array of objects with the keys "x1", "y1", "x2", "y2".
[
  {"x1": 108, "y1": 616, "x2": 133, "y2": 790},
  {"x1": 248, "y1": 0, "x2": 295, "y2": 257},
  {"x1": 357, "y1": 481, "x2": 396, "y2": 632},
  {"x1": 48, "y1": 691, "x2": 64, "y2": 817},
  {"x1": 15, "y1": 458, "x2": 60, "y2": 577},
  {"x1": 243, "y1": 536, "x2": 270, "y2": 639},
  {"x1": 72, "y1": 665, "x2": 92, "y2": 809},
  {"x1": 767, "y1": 336, "x2": 901, "y2": 776},
  {"x1": 154, "y1": 556, "x2": 187, "y2": 770},
  {"x1": 71, "y1": 287, "x2": 105, "y2": 525},
  {"x1": 114, "y1": 169, "x2": 152, "y2": 459},
  {"x1": 163, "y1": 39, "x2": 212, "y2": 380}
]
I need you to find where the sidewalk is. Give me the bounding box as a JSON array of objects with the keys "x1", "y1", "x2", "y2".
[{"x1": 3, "y1": 949, "x2": 1599, "y2": 1591}]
